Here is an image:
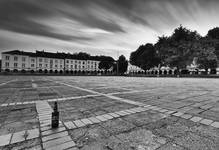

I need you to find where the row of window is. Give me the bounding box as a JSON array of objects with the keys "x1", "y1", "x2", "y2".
[
  {"x1": 5, "y1": 63, "x2": 98, "y2": 69},
  {"x1": 6, "y1": 56, "x2": 26, "y2": 61},
  {"x1": 5, "y1": 56, "x2": 98, "y2": 65}
]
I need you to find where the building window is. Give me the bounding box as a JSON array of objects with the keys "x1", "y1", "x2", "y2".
[
  {"x1": 55, "y1": 65, "x2": 58, "y2": 68},
  {"x1": 14, "y1": 63, "x2": 18, "y2": 68},
  {"x1": 14, "y1": 56, "x2": 18, "y2": 61},
  {"x1": 66, "y1": 65, "x2": 68, "y2": 68},
  {"x1": 83, "y1": 62, "x2": 85, "y2": 64},
  {"x1": 55, "y1": 60, "x2": 58, "y2": 63},
  {"x1": 50, "y1": 60, "x2": 53, "y2": 63},
  {"x1": 22, "y1": 64, "x2": 25, "y2": 68},
  {"x1": 66, "y1": 60, "x2": 69, "y2": 63},
  {"x1": 22, "y1": 57, "x2": 26, "y2": 62},
  {"x1": 39, "y1": 58, "x2": 42, "y2": 62},
  {"x1": 75, "y1": 61, "x2": 77, "y2": 63},
  {"x1": 79, "y1": 61, "x2": 81, "y2": 64},
  {"x1": 31, "y1": 64, "x2": 34, "y2": 67},
  {"x1": 71, "y1": 61, "x2": 73, "y2": 64},
  {"x1": 39, "y1": 64, "x2": 42, "y2": 67},
  {"x1": 31, "y1": 59, "x2": 35, "y2": 62},
  {"x1": 60, "y1": 60, "x2": 62, "y2": 63},
  {"x1": 75, "y1": 65, "x2": 77, "y2": 69},
  {"x1": 60, "y1": 65, "x2": 62, "y2": 68},
  {"x1": 44, "y1": 58, "x2": 48, "y2": 63},
  {"x1": 71, "y1": 65, "x2": 73, "y2": 68},
  {"x1": 45, "y1": 64, "x2": 48, "y2": 67},
  {"x1": 6, "y1": 56, "x2": 10, "y2": 60},
  {"x1": 5, "y1": 62, "x2": 9, "y2": 67}
]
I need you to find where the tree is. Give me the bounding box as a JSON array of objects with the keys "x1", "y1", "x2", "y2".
[
  {"x1": 130, "y1": 43, "x2": 160, "y2": 70},
  {"x1": 207, "y1": 27, "x2": 219, "y2": 39},
  {"x1": 114, "y1": 55, "x2": 128, "y2": 75},
  {"x1": 196, "y1": 44, "x2": 218, "y2": 73},
  {"x1": 98, "y1": 61, "x2": 113, "y2": 73},
  {"x1": 155, "y1": 25, "x2": 201, "y2": 71}
]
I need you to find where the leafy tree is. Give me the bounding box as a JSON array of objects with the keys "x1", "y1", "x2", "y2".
[
  {"x1": 98, "y1": 60, "x2": 113, "y2": 73},
  {"x1": 114, "y1": 55, "x2": 128, "y2": 74},
  {"x1": 130, "y1": 43, "x2": 160, "y2": 70},
  {"x1": 207, "y1": 27, "x2": 219, "y2": 39},
  {"x1": 196, "y1": 43, "x2": 218, "y2": 73},
  {"x1": 155, "y1": 25, "x2": 201, "y2": 72}
]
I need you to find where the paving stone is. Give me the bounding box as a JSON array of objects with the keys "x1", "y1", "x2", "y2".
[
  {"x1": 165, "y1": 110, "x2": 176, "y2": 115},
  {"x1": 115, "y1": 111, "x2": 128, "y2": 116},
  {"x1": 180, "y1": 114, "x2": 193, "y2": 119},
  {"x1": 0, "y1": 133, "x2": 12, "y2": 146},
  {"x1": 200, "y1": 119, "x2": 213, "y2": 125},
  {"x1": 40, "y1": 120, "x2": 51, "y2": 125},
  {"x1": 190, "y1": 116, "x2": 203, "y2": 122},
  {"x1": 158, "y1": 109, "x2": 168, "y2": 113},
  {"x1": 87, "y1": 117, "x2": 102, "y2": 123},
  {"x1": 129, "y1": 108, "x2": 140, "y2": 113},
  {"x1": 96, "y1": 115, "x2": 108, "y2": 121},
  {"x1": 27, "y1": 145, "x2": 42, "y2": 150},
  {"x1": 106, "y1": 113, "x2": 119, "y2": 118},
  {"x1": 1, "y1": 103, "x2": 8, "y2": 107},
  {"x1": 210, "y1": 122, "x2": 219, "y2": 128},
  {"x1": 200, "y1": 104, "x2": 213, "y2": 110},
  {"x1": 172, "y1": 112, "x2": 184, "y2": 117},
  {"x1": 80, "y1": 118, "x2": 93, "y2": 125},
  {"x1": 73, "y1": 120, "x2": 86, "y2": 127},
  {"x1": 42, "y1": 127, "x2": 66, "y2": 136},
  {"x1": 42, "y1": 131, "x2": 69, "y2": 142},
  {"x1": 10, "y1": 130, "x2": 26, "y2": 144},
  {"x1": 102, "y1": 114, "x2": 114, "y2": 119},
  {"x1": 151, "y1": 106, "x2": 161, "y2": 111},
  {"x1": 26, "y1": 128, "x2": 40, "y2": 140},
  {"x1": 46, "y1": 140, "x2": 76, "y2": 150},
  {"x1": 124, "y1": 109, "x2": 136, "y2": 114},
  {"x1": 64, "y1": 121, "x2": 76, "y2": 129},
  {"x1": 43, "y1": 136, "x2": 72, "y2": 149}
]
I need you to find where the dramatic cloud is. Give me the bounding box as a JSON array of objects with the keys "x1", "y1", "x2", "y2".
[{"x1": 0, "y1": 0, "x2": 219, "y2": 58}]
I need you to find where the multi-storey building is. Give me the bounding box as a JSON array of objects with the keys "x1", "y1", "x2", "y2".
[{"x1": 1, "y1": 50, "x2": 104, "y2": 73}]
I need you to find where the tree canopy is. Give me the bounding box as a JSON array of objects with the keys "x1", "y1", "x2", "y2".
[
  {"x1": 114, "y1": 55, "x2": 128, "y2": 74},
  {"x1": 130, "y1": 25, "x2": 219, "y2": 71},
  {"x1": 130, "y1": 43, "x2": 160, "y2": 70}
]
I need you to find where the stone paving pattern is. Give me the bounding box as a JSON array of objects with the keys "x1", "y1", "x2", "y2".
[{"x1": 0, "y1": 76, "x2": 219, "y2": 149}]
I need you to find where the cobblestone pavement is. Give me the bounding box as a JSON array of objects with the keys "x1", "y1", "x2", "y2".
[{"x1": 0, "y1": 76, "x2": 219, "y2": 149}]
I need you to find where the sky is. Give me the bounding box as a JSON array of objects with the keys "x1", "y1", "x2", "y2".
[{"x1": 1, "y1": 0, "x2": 219, "y2": 59}]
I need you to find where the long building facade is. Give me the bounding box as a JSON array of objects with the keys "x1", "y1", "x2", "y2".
[{"x1": 1, "y1": 50, "x2": 108, "y2": 73}]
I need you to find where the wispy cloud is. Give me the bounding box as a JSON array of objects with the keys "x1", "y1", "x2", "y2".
[{"x1": 0, "y1": 0, "x2": 219, "y2": 58}]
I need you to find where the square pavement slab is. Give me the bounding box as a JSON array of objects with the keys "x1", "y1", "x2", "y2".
[
  {"x1": 10, "y1": 130, "x2": 26, "y2": 144},
  {"x1": 0, "y1": 133, "x2": 12, "y2": 147}
]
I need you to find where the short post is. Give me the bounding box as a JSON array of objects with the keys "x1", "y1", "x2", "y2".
[{"x1": 51, "y1": 102, "x2": 59, "y2": 128}]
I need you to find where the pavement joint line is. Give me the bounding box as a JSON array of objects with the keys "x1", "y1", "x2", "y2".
[
  {"x1": 0, "y1": 79, "x2": 17, "y2": 87},
  {"x1": 35, "y1": 101, "x2": 76, "y2": 150},
  {"x1": 0, "y1": 94, "x2": 100, "y2": 107}
]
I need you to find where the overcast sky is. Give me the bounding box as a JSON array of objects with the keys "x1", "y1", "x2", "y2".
[{"x1": 1, "y1": 0, "x2": 219, "y2": 59}]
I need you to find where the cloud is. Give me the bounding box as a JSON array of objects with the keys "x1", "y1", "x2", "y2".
[{"x1": 0, "y1": 0, "x2": 219, "y2": 58}]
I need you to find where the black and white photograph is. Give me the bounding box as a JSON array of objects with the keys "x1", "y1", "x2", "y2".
[{"x1": 0, "y1": 0, "x2": 219, "y2": 149}]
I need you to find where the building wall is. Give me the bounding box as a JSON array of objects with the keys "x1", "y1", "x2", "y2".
[
  {"x1": 2, "y1": 53, "x2": 31, "y2": 71},
  {"x1": 65, "y1": 59, "x2": 100, "y2": 71},
  {"x1": 1, "y1": 52, "x2": 101, "y2": 72}
]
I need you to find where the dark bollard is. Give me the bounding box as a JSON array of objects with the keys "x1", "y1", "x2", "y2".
[{"x1": 51, "y1": 101, "x2": 59, "y2": 128}]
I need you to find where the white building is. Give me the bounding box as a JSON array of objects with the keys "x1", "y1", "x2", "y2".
[
  {"x1": 1, "y1": 50, "x2": 103, "y2": 73},
  {"x1": 126, "y1": 62, "x2": 145, "y2": 74}
]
